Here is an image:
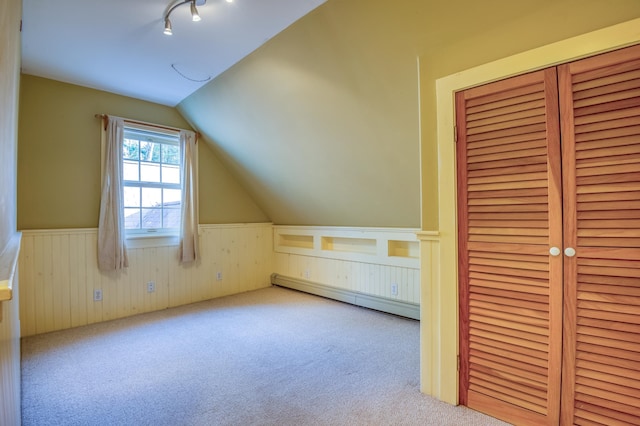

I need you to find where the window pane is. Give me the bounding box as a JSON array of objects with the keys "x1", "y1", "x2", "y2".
[
  {"x1": 124, "y1": 208, "x2": 141, "y2": 229},
  {"x1": 139, "y1": 141, "x2": 161, "y2": 162},
  {"x1": 163, "y1": 188, "x2": 181, "y2": 204},
  {"x1": 140, "y1": 162, "x2": 160, "y2": 182},
  {"x1": 141, "y1": 208, "x2": 162, "y2": 229},
  {"x1": 162, "y1": 144, "x2": 180, "y2": 165},
  {"x1": 123, "y1": 139, "x2": 139, "y2": 160},
  {"x1": 141, "y1": 187, "x2": 161, "y2": 207},
  {"x1": 123, "y1": 186, "x2": 141, "y2": 207},
  {"x1": 163, "y1": 207, "x2": 181, "y2": 228},
  {"x1": 162, "y1": 164, "x2": 180, "y2": 184},
  {"x1": 123, "y1": 160, "x2": 139, "y2": 181}
]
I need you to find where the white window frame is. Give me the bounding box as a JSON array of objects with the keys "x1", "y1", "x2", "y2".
[{"x1": 105, "y1": 123, "x2": 183, "y2": 248}]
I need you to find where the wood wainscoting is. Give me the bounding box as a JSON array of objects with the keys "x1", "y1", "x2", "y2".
[
  {"x1": 0, "y1": 233, "x2": 21, "y2": 426},
  {"x1": 18, "y1": 223, "x2": 273, "y2": 337},
  {"x1": 273, "y1": 226, "x2": 421, "y2": 317}
]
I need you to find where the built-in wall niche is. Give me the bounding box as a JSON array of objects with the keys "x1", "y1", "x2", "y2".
[
  {"x1": 388, "y1": 240, "x2": 419, "y2": 259},
  {"x1": 321, "y1": 236, "x2": 377, "y2": 255},
  {"x1": 278, "y1": 233, "x2": 314, "y2": 250},
  {"x1": 273, "y1": 226, "x2": 420, "y2": 269}
]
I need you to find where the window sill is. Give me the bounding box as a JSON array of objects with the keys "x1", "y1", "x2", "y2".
[{"x1": 126, "y1": 234, "x2": 179, "y2": 249}]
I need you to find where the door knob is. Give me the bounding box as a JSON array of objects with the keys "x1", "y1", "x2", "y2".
[
  {"x1": 549, "y1": 247, "x2": 561, "y2": 256},
  {"x1": 564, "y1": 247, "x2": 576, "y2": 257}
]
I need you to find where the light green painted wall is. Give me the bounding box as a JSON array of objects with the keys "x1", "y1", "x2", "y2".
[
  {"x1": 197, "y1": 136, "x2": 270, "y2": 224},
  {"x1": 179, "y1": 0, "x2": 640, "y2": 229},
  {"x1": 18, "y1": 75, "x2": 268, "y2": 229}
]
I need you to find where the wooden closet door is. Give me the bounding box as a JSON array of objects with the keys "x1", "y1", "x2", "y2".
[
  {"x1": 457, "y1": 68, "x2": 564, "y2": 426},
  {"x1": 559, "y1": 44, "x2": 640, "y2": 425}
]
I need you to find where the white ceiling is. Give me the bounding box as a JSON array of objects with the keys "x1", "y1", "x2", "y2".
[{"x1": 21, "y1": 0, "x2": 326, "y2": 106}]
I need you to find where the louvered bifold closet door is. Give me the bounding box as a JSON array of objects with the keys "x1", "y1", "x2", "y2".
[
  {"x1": 457, "y1": 68, "x2": 563, "y2": 426},
  {"x1": 559, "y1": 45, "x2": 640, "y2": 426}
]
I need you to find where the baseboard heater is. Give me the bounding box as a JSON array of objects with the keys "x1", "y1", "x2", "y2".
[{"x1": 270, "y1": 273, "x2": 420, "y2": 320}]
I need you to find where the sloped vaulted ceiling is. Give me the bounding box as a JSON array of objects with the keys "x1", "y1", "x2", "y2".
[{"x1": 179, "y1": 0, "x2": 424, "y2": 227}]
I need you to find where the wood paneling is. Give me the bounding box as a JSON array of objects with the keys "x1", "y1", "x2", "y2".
[
  {"x1": 0, "y1": 283, "x2": 20, "y2": 426},
  {"x1": 19, "y1": 224, "x2": 419, "y2": 337},
  {"x1": 273, "y1": 226, "x2": 420, "y2": 304},
  {"x1": 0, "y1": 234, "x2": 21, "y2": 426},
  {"x1": 273, "y1": 252, "x2": 420, "y2": 303},
  {"x1": 274, "y1": 227, "x2": 420, "y2": 304},
  {"x1": 19, "y1": 224, "x2": 273, "y2": 336}
]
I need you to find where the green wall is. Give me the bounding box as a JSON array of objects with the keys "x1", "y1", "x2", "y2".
[
  {"x1": 179, "y1": 0, "x2": 640, "y2": 229},
  {"x1": 18, "y1": 75, "x2": 268, "y2": 229}
]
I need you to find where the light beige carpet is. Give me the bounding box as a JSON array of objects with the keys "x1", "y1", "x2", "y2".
[{"x1": 21, "y1": 286, "x2": 509, "y2": 425}]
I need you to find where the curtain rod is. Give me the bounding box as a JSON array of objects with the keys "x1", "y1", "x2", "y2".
[{"x1": 94, "y1": 114, "x2": 199, "y2": 140}]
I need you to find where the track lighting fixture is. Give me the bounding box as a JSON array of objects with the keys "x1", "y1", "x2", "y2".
[{"x1": 163, "y1": 0, "x2": 205, "y2": 36}]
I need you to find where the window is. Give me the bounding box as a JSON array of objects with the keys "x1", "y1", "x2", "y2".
[
  {"x1": 122, "y1": 126, "x2": 181, "y2": 236},
  {"x1": 98, "y1": 115, "x2": 198, "y2": 270}
]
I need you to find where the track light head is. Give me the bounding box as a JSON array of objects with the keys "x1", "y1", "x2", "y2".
[
  {"x1": 190, "y1": 1, "x2": 201, "y2": 22},
  {"x1": 163, "y1": 18, "x2": 173, "y2": 35}
]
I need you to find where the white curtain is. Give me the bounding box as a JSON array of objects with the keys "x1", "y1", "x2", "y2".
[
  {"x1": 180, "y1": 130, "x2": 199, "y2": 263},
  {"x1": 98, "y1": 116, "x2": 129, "y2": 271}
]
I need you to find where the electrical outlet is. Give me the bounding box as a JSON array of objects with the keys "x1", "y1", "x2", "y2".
[
  {"x1": 147, "y1": 281, "x2": 156, "y2": 293},
  {"x1": 391, "y1": 283, "x2": 398, "y2": 296},
  {"x1": 304, "y1": 269, "x2": 311, "y2": 279},
  {"x1": 216, "y1": 272, "x2": 223, "y2": 281},
  {"x1": 94, "y1": 289, "x2": 103, "y2": 301}
]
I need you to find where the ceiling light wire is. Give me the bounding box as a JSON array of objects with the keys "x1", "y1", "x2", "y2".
[{"x1": 171, "y1": 63, "x2": 212, "y2": 82}]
